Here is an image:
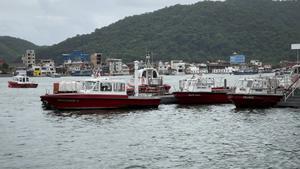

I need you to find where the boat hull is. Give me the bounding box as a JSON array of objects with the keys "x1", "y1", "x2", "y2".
[
  {"x1": 40, "y1": 94, "x2": 160, "y2": 110},
  {"x1": 173, "y1": 92, "x2": 231, "y2": 105},
  {"x1": 227, "y1": 94, "x2": 283, "y2": 108},
  {"x1": 8, "y1": 81, "x2": 38, "y2": 88}
]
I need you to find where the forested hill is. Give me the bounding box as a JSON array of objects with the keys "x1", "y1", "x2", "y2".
[
  {"x1": 4, "y1": 0, "x2": 300, "y2": 64},
  {"x1": 0, "y1": 36, "x2": 38, "y2": 63}
]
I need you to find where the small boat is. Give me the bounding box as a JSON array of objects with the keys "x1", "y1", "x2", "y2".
[
  {"x1": 173, "y1": 75, "x2": 232, "y2": 105},
  {"x1": 127, "y1": 54, "x2": 171, "y2": 96},
  {"x1": 227, "y1": 77, "x2": 284, "y2": 108},
  {"x1": 8, "y1": 75, "x2": 38, "y2": 88},
  {"x1": 40, "y1": 61, "x2": 160, "y2": 110}
]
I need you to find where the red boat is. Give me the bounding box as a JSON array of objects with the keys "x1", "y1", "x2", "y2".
[
  {"x1": 41, "y1": 78, "x2": 160, "y2": 110},
  {"x1": 173, "y1": 75, "x2": 231, "y2": 105},
  {"x1": 228, "y1": 77, "x2": 284, "y2": 108},
  {"x1": 8, "y1": 75, "x2": 38, "y2": 88}
]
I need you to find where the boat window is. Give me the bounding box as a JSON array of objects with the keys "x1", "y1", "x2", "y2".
[
  {"x1": 23, "y1": 78, "x2": 25, "y2": 82},
  {"x1": 142, "y1": 71, "x2": 146, "y2": 77},
  {"x1": 294, "y1": 67, "x2": 299, "y2": 74},
  {"x1": 26, "y1": 77, "x2": 29, "y2": 82},
  {"x1": 114, "y1": 83, "x2": 125, "y2": 92},
  {"x1": 93, "y1": 81, "x2": 100, "y2": 91},
  {"x1": 246, "y1": 81, "x2": 253, "y2": 88},
  {"x1": 83, "y1": 81, "x2": 96, "y2": 90},
  {"x1": 153, "y1": 70, "x2": 158, "y2": 78},
  {"x1": 100, "y1": 82, "x2": 112, "y2": 91}
]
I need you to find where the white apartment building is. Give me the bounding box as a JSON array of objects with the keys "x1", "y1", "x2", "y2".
[{"x1": 22, "y1": 50, "x2": 36, "y2": 68}]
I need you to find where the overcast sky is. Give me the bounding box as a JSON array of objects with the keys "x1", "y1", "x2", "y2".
[{"x1": 0, "y1": 0, "x2": 202, "y2": 46}]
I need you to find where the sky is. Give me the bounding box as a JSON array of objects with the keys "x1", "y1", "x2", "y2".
[{"x1": 0, "y1": 0, "x2": 201, "y2": 46}]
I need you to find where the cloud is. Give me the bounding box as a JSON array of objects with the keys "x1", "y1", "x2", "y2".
[{"x1": 0, "y1": 0, "x2": 201, "y2": 45}]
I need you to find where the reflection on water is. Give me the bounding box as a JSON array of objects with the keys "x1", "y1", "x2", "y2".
[{"x1": 0, "y1": 76, "x2": 300, "y2": 169}]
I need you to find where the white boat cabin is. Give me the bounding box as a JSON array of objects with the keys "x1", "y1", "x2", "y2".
[
  {"x1": 290, "y1": 64, "x2": 300, "y2": 83},
  {"x1": 179, "y1": 76, "x2": 216, "y2": 92},
  {"x1": 130, "y1": 68, "x2": 163, "y2": 86},
  {"x1": 57, "y1": 78, "x2": 127, "y2": 95},
  {"x1": 234, "y1": 77, "x2": 282, "y2": 95},
  {"x1": 12, "y1": 75, "x2": 31, "y2": 83}
]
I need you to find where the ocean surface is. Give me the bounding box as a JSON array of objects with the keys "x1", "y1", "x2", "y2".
[{"x1": 0, "y1": 74, "x2": 299, "y2": 169}]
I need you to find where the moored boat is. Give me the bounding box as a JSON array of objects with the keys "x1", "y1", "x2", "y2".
[
  {"x1": 173, "y1": 75, "x2": 231, "y2": 105},
  {"x1": 127, "y1": 54, "x2": 171, "y2": 96},
  {"x1": 40, "y1": 61, "x2": 161, "y2": 110},
  {"x1": 8, "y1": 75, "x2": 38, "y2": 88},
  {"x1": 227, "y1": 77, "x2": 284, "y2": 108}
]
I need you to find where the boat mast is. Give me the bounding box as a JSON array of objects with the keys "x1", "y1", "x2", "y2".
[
  {"x1": 134, "y1": 61, "x2": 139, "y2": 96},
  {"x1": 145, "y1": 52, "x2": 151, "y2": 68}
]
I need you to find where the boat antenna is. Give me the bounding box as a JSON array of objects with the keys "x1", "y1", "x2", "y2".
[
  {"x1": 134, "y1": 61, "x2": 139, "y2": 96},
  {"x1": 145, "y1": 52, "x2": 151, "y2": 68}
]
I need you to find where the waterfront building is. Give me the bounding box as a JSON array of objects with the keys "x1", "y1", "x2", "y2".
[
  {"x1": 185, "y1": 64, "x2": 200, "y2": 74},
  {"x1": 230, "y1": 54, "x2": 245, "y2": 65},
  {"x1": 40, "y1": 59, "x2": 56, "y2": 76},
  {"x1": 63, "y1": 50, "x2": 91, "y2": 75},
  {"x1": 198, "y1": 63, "x2": 208, "y2": 74},
  {"x1": 158, "y1": 61, "x2": 171, "y2": 75},
  {"x1": 207, "y1": 61, "x2": 231, "y2": 73},
  {"x1": 106, "y1": 58, "x2": 123, "y2": 76},
  {"x1": 170, "y1": 60, "x2": 185, "y2": 75},
  {"x1": 22, "y1": 50, "x2": 36, "y2": 68},
  {"x1": 250, "y1": 60, "x2": 263, "y2": 67},
  {"x1": 90, "y1": 53, "x2": 102, "y2": 68}
]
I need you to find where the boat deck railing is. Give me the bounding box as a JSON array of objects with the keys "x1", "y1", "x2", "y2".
[{"x1": 284, "y1": 76, "x2": 300, "y2": 102}]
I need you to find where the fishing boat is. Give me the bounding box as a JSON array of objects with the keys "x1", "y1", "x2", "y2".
[
  {"x1": 40, "y1": 61, "x2": 160, "y2": 110},
  {"x1": 173, "y1": 75, "x2": 231, "y2": 105},
  {"x1": 8, "y1": 75, "x2": 38, "y2": 88},
  {"x1": 127, "y1": 54, "x2": 171, "y2": 96},
  {"x1": 227, "y1": 77, "x2": 284, "y2": 108}
]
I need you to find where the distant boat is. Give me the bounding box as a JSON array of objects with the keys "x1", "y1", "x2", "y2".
[{"x1": 8, "y1": 75, "x2": 38, "y2": 88}]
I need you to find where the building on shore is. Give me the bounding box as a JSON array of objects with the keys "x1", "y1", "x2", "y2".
[
  {"x1": 105, "y1": 58, "x2": 125, "y2": 76},
  {"x1": 170, "y1": 60, "x2": 185, "y2": 75},
  {"x1": 63, "y1": 50, "x2": 92, "y2": 76},
  {"x1": 90, "y1": 53, "x2": 102, "y2": 68},
  {"x1": 22, "y1": 50, "x2": 36, "y2": 68},
  {"x1": 158, "y1": 61, "x2": 171, "y2": 75}
]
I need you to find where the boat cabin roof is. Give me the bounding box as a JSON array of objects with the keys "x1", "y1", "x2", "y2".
[
  {"x1": 291, "y1": 64, "x2": 300, "y2": 74},
  {"x1": 137, "y1": 68, "x2": 159, "y2": 78}
]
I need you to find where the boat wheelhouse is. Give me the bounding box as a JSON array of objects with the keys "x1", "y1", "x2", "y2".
[
  {"x1": 173, "y1": 75, "x2": 231, "y2": 104},
  {"x1": 8, "y1": 75, "x2": 38, "y2": 88}
]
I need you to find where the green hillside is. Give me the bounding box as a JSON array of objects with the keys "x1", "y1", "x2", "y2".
[
  {"x1": 3, "y1": 0, "x2": 300, "y2": 64},
  {"x1": 0, "y1": 36, "x2": 38, "y2": 63},
  {"x1": 37, "y1": 0, "x2": 300, "y2": 64}
]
